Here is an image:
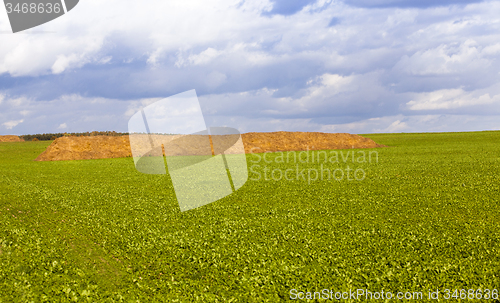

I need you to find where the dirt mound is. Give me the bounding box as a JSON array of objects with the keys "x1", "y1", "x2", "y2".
[
  {"x1": 35, "y1": 136, "x2": 132, "y2": 161},
  {"x1": 35, "y1": 132, "x2": 386, "y2": 161},
  {"x1": 241, "y1": 132, "x2": 384, "y2": 153},
  {"x1": 0, "y1": 135, "x2": 24, "y2": 142}
]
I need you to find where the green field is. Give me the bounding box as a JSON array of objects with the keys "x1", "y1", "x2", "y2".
[{"x1": 1, "y1": 132, "x2": 499, "y2": 302}]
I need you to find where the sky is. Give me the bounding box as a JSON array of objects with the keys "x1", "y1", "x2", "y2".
[{"x1": 1, "y1": 0, "x2": 500, "y2": 135}]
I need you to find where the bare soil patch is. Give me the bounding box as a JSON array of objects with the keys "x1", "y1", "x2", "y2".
[
  {"x1": 35, "y1": 132, "x2": 386, "y2": 161},
  {"x1": 0, "y1": 135, "x2": 24, "y2": 142}
]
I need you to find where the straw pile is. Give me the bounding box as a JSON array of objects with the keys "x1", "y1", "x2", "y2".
[
  {"x1": 0, "y1": 135, "x2": 24, "y2": 142},
  {"x1": 35, "y1": 132, "x2": 386, "y2": 161}
]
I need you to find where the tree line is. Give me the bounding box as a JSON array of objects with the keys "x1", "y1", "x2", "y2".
[{"x1": 21, "y1": 131, "x2": 129, "y2": 141}]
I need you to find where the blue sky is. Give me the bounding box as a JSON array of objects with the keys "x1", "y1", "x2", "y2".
[{"x1": 1, "y1": 0, "x2": 500, "y2": 135}]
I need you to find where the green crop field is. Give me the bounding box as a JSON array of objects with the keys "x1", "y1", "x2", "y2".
[{"x1": 1, "y1": 131, "x2": 500, "y2": 302}]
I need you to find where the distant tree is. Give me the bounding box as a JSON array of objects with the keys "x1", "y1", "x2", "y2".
[{"x1": 19, "y1": 131, "x2": 129, "y2": 141}]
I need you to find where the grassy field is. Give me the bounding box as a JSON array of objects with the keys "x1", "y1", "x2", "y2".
[{"x1": 1, "y1": 131, "x2": 499, "y2": 302}]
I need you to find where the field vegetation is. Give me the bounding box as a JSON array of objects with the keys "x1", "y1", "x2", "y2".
[{"x1": 0, "y1": 131, "x2": 499, "y2": 301}]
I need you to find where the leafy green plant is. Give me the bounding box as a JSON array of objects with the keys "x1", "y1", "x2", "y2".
[{"x1": 0, "y1": 132, "x2": 499, "y2": 302}]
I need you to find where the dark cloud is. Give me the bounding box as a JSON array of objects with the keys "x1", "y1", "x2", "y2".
[
  {"x1": 1, "y1": 52, "x2": 333, "y2": 101},
  {"x1": 342, "y1": 0, "x2": 485, "y2": 8}
]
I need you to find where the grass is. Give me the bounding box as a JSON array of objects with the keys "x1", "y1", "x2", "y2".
[{"x1": 0, "y1": 131, "x2": 499, "y2": 302}]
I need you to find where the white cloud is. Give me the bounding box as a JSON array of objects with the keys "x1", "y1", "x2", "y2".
[
  {"x1": 124, "y1": 97, "x2": 165, "y2": 118},
  {"x1": 1, "y1": 0, "x2": 291, "y2": 76},
  {"x1": 181, "y1": 47, "x2": 221, "y2": 66},
  {"x1": 174, "y1": 43, "x2": 280, "y2": 69},
  {"x1": 52, "y1": 53, "x2": 88, "y2": 74},
  {"x1": 1, "y1": 0, "x2": 499, "y2": 84},
  {"x1": 147, "y1": 48, "x2": 164, "y2": 66},
  {"x1": 98, "y1": 56, "x2": 112, "y2": 64},
  {"x1": 7, "y1": 96, "x2": 30, "y2": 107},
  {"x1": 58, "y1": 123, "x2": 67, "y2": 129},
  {"x1": 407, "y1": 88, "x2": 500, "y2": 110},
  {"x1": 0, "y1": 33, "x2": 104, "y2": 76},
  {"x1": 386, "y1": 9, "x2": 418, "y2": 26},
  {"x1": 385, "y1": 119, "x2": 409, "y2": 132},
  {"x1": 482, "y1": 43, "x2": 500, "y2": 56},
  {"x1": 2, "y1": 119, "x2": 24, "y2": 130},
  {"x1": 320, "y1": 114, "x2": 500, "y2": 134},
  {"x1": 394, "y1": 40, "x2": 492, "y2": 76}
]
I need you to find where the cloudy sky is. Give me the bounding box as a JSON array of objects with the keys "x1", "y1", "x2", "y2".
[{"x1": 1, "y1": 0, "x2": 500, "y2": 135}]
